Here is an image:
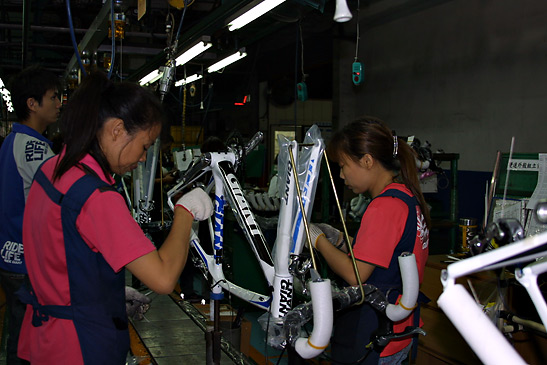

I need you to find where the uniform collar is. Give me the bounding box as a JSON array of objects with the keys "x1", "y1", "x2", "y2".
[
  {"x1": 379, "y1": 182, "x2": 412, "y2": 196},
  {"x1": 78, "y1": 154, "x2": 116, "y2": 185},
  {"x1": 12, "y1": 122, "x2": 53, "y2": 147}
]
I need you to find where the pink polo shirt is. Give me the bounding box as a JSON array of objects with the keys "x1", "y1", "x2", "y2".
[
  {"x1": 18, "y1": 153, "x2": 155, "y2": 365},
  {"x1": 353, "y1": 183, "x2": 429, "y2": 357}
]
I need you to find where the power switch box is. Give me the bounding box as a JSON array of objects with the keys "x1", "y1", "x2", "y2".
[{"x1": 352, "y1": 62, "x2": 364, "y2": 85}]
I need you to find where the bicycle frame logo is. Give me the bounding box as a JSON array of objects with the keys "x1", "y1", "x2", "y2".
[
  {"x1": 278, "y1": 278, "x2": 293, "y2": 315},
  {"x1": 213, "y1": 195, "x2": 224, "y2": 261},
  {"x1": 284, "y1": 159, "x2": 293, "y2": 202},
  {"x1": 227, "y1": 174, "x2": 262, "y2": 238},
  {"x1": 291, "y1": 158, "x2": 318, "y2": 254}
]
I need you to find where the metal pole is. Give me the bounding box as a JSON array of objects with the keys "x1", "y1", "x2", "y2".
[{"x1": 212, "y1": 299, "x2": 222, "y2": 364}]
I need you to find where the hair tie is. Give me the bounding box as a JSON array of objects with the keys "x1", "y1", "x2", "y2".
[{"x1": 393, "y1": 135, "x2": 399, "y2": 158}]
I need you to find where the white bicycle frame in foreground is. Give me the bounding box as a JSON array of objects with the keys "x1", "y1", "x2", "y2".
[{"x1": 438, "y1": 228, "x2": 547, "y2": 365}]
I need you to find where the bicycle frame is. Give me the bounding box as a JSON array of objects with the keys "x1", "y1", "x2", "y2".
[
  {"x1": 165, "y1": 126, "x2": 422, "y2": 360},
  {"x1": 194, "y1": 150, "x2": 275, "y2": 310},
  {"x1": 167, "y1": 136, "x2": 275, "y2": 310},
  {"x1": 438, "y1": 229, "x2": 547, "y2": 365},
  {"x1": 271, "y1": 129, "x2": 325, "y2": 318},
  {"x1": 166, "y1": 127, "x2": 326, "y2": 315}
]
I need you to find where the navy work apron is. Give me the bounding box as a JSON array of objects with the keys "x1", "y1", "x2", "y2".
[
  {"x1": 331, "y1": 189, "x2": 418, "y2": 365},
  {"x1": 18, "y1": 169, "x2": 129, "y2": 364}
]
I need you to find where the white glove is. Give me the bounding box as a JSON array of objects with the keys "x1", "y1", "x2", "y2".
[
  {"x1": 125, "y1": 286, "x2": 151, "y2": 321},
  {"x1": 175, "y1": 188, "x2": 213, "y2": 221},
  {"x1": 308, "y1": 224, "x2": 326, "y2": 249},
  {"x1": 315, "y1": 223, "x2": 348, "y2": 253}
]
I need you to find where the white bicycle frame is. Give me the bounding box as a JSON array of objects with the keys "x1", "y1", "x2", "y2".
[
  {"x1": 166, "y1": 127, "x2": 325, "y2": 315},
  {"x1": 167, "y1": 132, "x2": 273, "y2": 310},
  {"x1": 164, "y1": 125, "x2": 423, "y2": 360},
  {"x1": 271, "y1": 126, "x2": 325, "y2": 318},
  {"x1": 438, "y1": 229, "x2": 547, "y2": 365}
]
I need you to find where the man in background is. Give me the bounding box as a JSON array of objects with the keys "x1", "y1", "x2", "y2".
[{"x1": 0, "y1": 65, "x2": 61, "y2": 364}]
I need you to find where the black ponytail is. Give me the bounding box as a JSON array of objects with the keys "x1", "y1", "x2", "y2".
[
  {"x1": 327, "y1": 116, "x2": 431, "y2": 228},
  {"x1": 54, "y1": 72, "x2": 165, "y2": 180}
]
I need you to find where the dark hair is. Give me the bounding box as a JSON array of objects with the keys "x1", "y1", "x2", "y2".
[
  {"x1": 201, "y1": 136, "x2": 227, "y2": 153},
  {"x1": 327, "y1": 116, "x2": 431, "y2": 228},
  {"x1": 54, "y1": 71, "x2": 165, "y2": 180},
  {"x1": 8, "y1": 65, "x2": 61, "y2": 122}
]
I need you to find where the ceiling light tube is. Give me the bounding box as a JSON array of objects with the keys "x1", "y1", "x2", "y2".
[
  {"x1": 226, "y1": 0, "x2": 287, "y2": 31},
  {"x1": 175, "y1": 73, "x2": 203, "y2": 87},
  {"x1": 139, "y1": 69, "x2": 163, "y2": 86},
  {"x1": 207, "y1": 49, "x2": 247, "y2": 73},
  {"x1": 175, "y1": 36, "x2": 213, "y2": 67}
]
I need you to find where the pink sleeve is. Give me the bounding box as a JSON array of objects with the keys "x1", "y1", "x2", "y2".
[
  {"x1": 76, "y1": 190, "x2": 156, "y2": 272},
  {"x1": 352, "y1": 197, "x2": 409, "y2": 268}
]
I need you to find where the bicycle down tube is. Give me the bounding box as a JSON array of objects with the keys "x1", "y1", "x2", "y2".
[
  {"x1": 167, "y1": 132, "x2": 276, "y2": 310},
  {"x1": 208, "y1": 150, "x2": 275, "y2": 309}
]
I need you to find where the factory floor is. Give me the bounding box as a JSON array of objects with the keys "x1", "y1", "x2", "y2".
[
  {"x1": 126, "y1": 289, "x2": 249, "y2": 365},
  {"x1": 0, "y1": 278, "x2": 253, "y2": 365}
]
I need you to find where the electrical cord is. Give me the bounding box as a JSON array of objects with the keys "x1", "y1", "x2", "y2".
[
  {"x1": 174, "y1": 0, "x2": 189, "y2": 45},
  {"x1": 107, "y1": 0, "x2": 116, "y2": 79},
  {"x1": 66, "y1": 0, "x2": 87, "y2": 76},
  {"x1": 354, "y1": 0, "x2": 361, "y2": 63}
]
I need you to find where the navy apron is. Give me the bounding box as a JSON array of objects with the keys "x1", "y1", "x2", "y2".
[
  {"x1": 331, "y1": 189, "x2": 418, "y2": 365},
  {"x1": 18, "y1": 169, "x2": 129, "y2": 364}
]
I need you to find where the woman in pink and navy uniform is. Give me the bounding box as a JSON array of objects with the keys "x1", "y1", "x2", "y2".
[
  {"x1": 311, "y1": 117, "x2": 430, "y2": 364},
  {"x1": 18, "y1": 72, "x2": 213, "y2": 365}
]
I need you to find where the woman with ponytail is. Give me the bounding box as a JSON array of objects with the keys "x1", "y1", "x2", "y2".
[
  {"x1": 18, "y1": 72, "x2": 213, "y2": 364},
  {"x1": 310, "y1": 116, "x2": 430, "y2": 364}
]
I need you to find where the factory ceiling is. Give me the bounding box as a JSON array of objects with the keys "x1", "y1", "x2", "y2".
[
  {"x1": 0, "y1": 0, "x2": 453, "y2": 126},
  {"x1": 0, "y1": 0, "x2": 335, "y2": 90}
]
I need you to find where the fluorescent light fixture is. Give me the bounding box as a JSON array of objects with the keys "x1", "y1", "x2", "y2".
[
  {"x1": 207, "y1": 49, "x2": 247, "y2": 73},
  {"x1": 175, "y1": 36, "x2": 213, "y2": 67},
  {"x1": 226, "y1": 0, "x2": 287, "y2": 31},
  {"x1": 139, "y1": 69, "x2": 163, "y2": 86},
  {"x1": 175, "y1": 73, "x2": 203, "y2": 87}
]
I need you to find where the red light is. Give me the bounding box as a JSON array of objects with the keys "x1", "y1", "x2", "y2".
[{"x1": 234, "y1": 94, "x2": 249, "y2": 106}]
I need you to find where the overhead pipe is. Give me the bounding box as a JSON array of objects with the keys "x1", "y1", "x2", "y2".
[{"x1": 0, "y1": 23, "x2": 87, "y2": 33}]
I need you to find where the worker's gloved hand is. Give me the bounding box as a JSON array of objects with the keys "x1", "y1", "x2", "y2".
[
  {"x1": 175, "y1": 188, "x2": 213, "y2": 221},
  {"x1": 125, "y1": 286, "x2": 151, "y2": 321},
  {"x1": 315, "y1": 223, "x2": 348, "y2": 253},
  {"x1": 308, "y1": 224, "x2": 326, "y2": 249}
]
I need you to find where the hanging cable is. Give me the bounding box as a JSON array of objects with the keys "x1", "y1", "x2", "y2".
[
  {"x1": 293, "y1": 23, "x2": 299, "y2": 132},
  {"x1": 299, "y1": 21, "x2": 306, "y2": 83},
  {"x1": 66, "y1": 0, "x2": 87, "y2": 76},
  {"x1": 118, "y1": 36, "x2": 123, "y2": 80},
  {"x1": 174, "y1": 0, "x2": 189, "y2": 45},
  {"x1": 354, "y1": 0, "x2": 361, "y2": 62},
  {"x1": 107, "y1": 0, "x2": 116, "y2": 79}
]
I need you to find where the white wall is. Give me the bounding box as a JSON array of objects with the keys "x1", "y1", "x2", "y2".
[{"x1": 336, "y1": 0, "x2": 547, "y2": 171}]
